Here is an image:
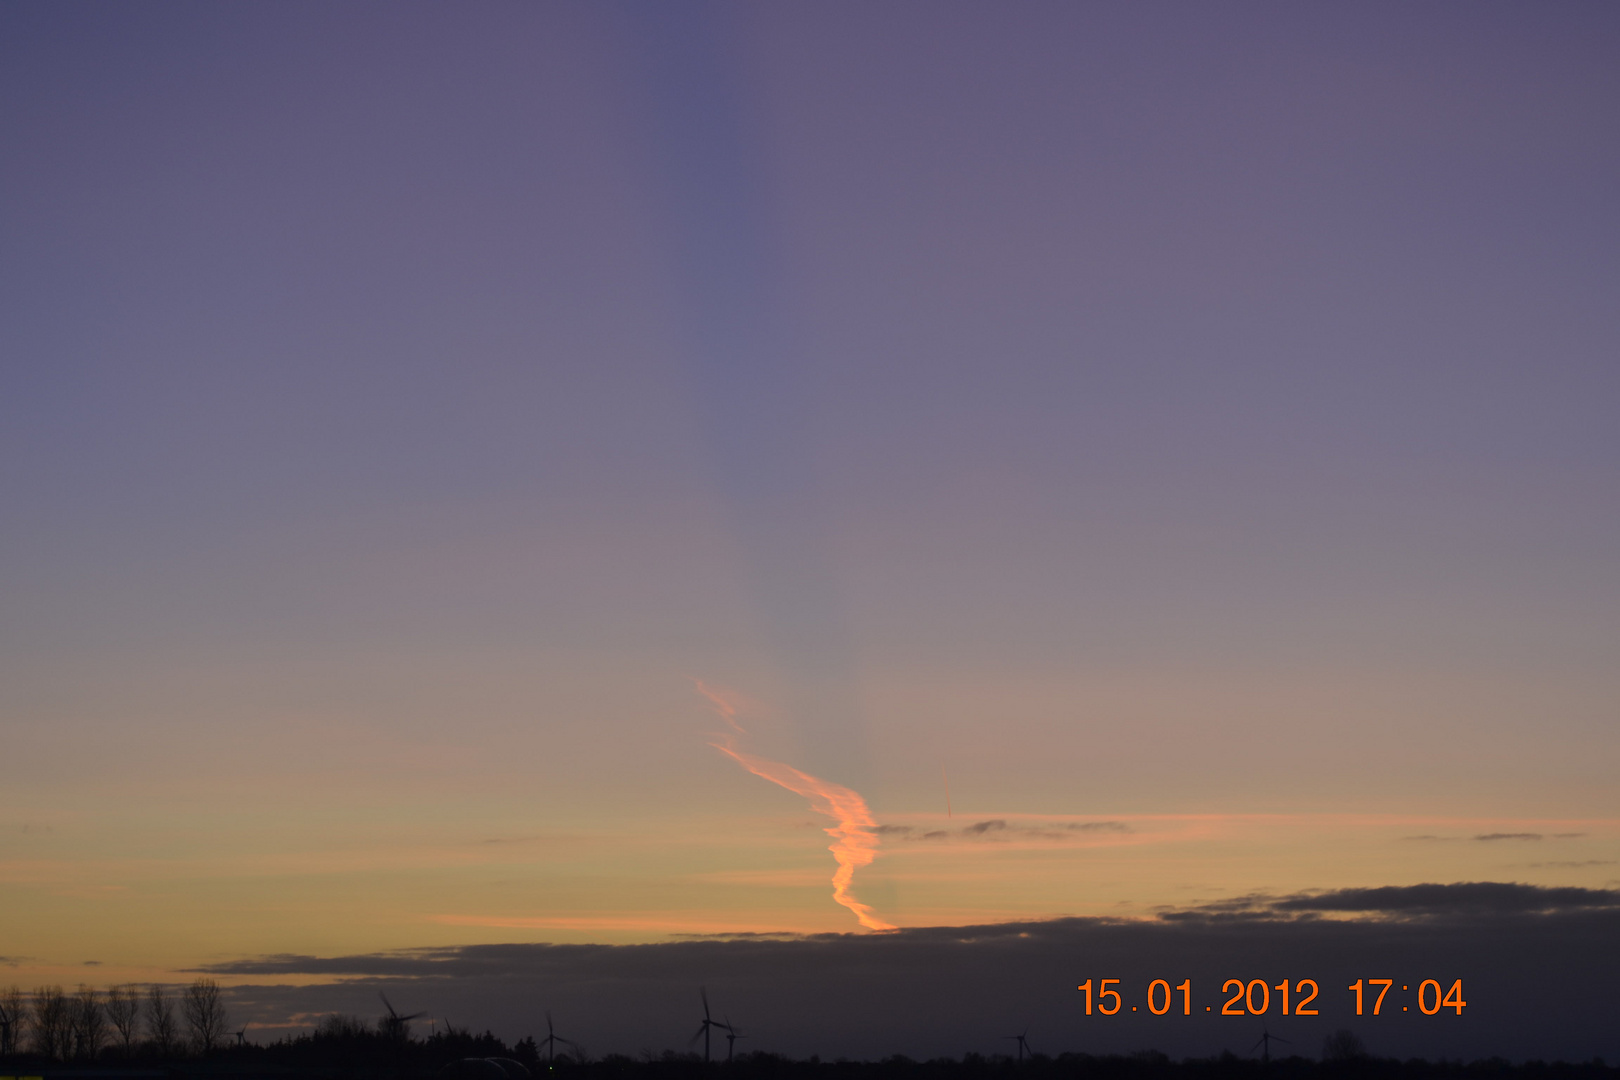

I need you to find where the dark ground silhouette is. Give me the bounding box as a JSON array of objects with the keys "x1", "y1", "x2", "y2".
[{"x1": 3, "y1": 1029, "x2": 1616, "y2": 1080}]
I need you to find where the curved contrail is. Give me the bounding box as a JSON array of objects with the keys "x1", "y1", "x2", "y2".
[{"x1": 696, "y1": 682, "x2": 894, "y2": 932}]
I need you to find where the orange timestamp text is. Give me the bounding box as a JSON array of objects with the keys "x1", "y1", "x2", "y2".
[{"x1": 1076, "y1": 978, "x2": 1467, "y2": 1017}]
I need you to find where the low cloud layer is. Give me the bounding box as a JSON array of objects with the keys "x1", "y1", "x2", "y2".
[
  {"x1": 197, "y1": 884, "x2": 1617, "y2": 1064},
  {"x1": 1195, "y1": 882, "x2": 1620, "y2": 917}
]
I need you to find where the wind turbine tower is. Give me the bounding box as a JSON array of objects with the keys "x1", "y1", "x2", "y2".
[
  {"x1": 690, "y1": 989, "x2": 730, "y2": 1064},
  {"x1": 1253, "y1": 1027, "x2": 1290, "y2": 1064},
  {"x1": 539, "y1": 1013, "x2": 578, "y2": 1064},
  {"x1": 724, "y1": 1018, "x2": 747, "y2": 1062},
  {"x1": 1002, "y1": 1029, "x2": 1032, "y2": 1063},
  {"x1": 379, "y1": 994, "x2": 427, "y2": 1042}
]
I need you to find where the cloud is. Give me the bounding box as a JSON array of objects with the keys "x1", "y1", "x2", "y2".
[
  {"x1": 1403, "y1": 833, "x2": 1590, "y2": 844},
  {"x1": 195, "y1": 884, "x2": 1619, "y2": 1064},
  {"x1": 875, "y1": 819, "x2": 1131, "y2": 843},
  {"x1": 1262, "y1": 882, "x2": 1620, "y2": 916}
]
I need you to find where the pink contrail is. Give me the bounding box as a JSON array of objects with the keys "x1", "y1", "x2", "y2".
[
  {"x1": 711, "y1": 740, "x2": 895, "y2": 931},
  {"x1": 695, "y1": 683, "x2": 895, "y2": 932},
  {"x1": 691, "y1": 678, "x2": 747, "y2": 734}
]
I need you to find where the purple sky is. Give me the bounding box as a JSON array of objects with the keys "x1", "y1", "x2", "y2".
[{"x1": 1, "y1": 2, "x2": 1618, "y2": 1044}]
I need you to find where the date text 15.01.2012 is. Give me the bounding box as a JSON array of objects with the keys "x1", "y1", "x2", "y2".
[{"x1": 1077, "y1": 979, "x2": 1467, "y2": 1017}]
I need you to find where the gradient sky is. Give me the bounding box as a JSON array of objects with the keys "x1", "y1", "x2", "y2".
[{"x1": 2, "y1": 0, "x2": 1619, "y2": 1000}]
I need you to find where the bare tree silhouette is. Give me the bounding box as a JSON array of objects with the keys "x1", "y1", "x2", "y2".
[
  {"x1": 104, "y1": 985, "x2": 140, "y2": 1057},
  {"x1": 1322, "y1": 1029, "x2": 1367, "y2": 1063},
  {"x1": 145, "y1": 985, "x2": 178, "y2": 1057},
  {"x1": 182, "y1": 978, "x2": 229, "y2": 1055},
  {"x1": 31, "y1": 986, "x2": 71, "y2": 1060},
  {"x1": 0, "y1": 985, "x2": 26, "y2": 1055},
  {"x1": 72, "y1": 985, "x2": 106, "y2": 1061}
]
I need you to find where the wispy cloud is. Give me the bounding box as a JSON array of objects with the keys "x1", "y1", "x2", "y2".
[
  {"x1": 430, "y1": 914, "x2": 799, "y2": 934},
  {"x1": 876, "y1": 819, "x2": 1130, "y2": 843},
  {"x1": 690, "y1": 678, "x2": 748, "y2": 735},
  {"x1": 1406, "y1": 831, "x2": 1589, "y2": 843}
]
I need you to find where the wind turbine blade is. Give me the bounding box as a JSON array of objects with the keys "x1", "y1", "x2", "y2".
[{"x1": 701, "y1": 987, "x2": 711, "y2": 1020}]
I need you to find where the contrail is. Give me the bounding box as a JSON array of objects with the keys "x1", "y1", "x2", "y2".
[
  {"x1": 696, "y1": 684, "x2": 895, "y2": 932},
  {"x1": 711, "y1": 740, "x2": 896, "y2": 931},
  {"x1": 691, "y1": 678, "x2": 747, "y2": 735}
]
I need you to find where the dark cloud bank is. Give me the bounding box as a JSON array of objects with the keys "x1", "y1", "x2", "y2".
[{"x1": 205, "y1": 885, "x2": 1619, "y2": 1064}]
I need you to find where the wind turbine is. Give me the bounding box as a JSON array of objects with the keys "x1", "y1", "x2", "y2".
[
  {"x1": 723, "y1": 1018, "x2": 746, "y2": 1063},
  {"x1": 379, "y1": 993, "x2": 427, "y2": 1042},
  {"x1": 1253, "y1": 1027, "x2": 1290, "y2": 1063},
  {"x1": 689, "y1": 988, "x2": 729, "y2": 1064},
  {"x1": 1002, "y1": 1029, "x2": 1032, "y2": 1063},
  {"x1": 232, "y1": 1027, "x2": 249, "y2": 1048},
  {"x1": 539, "y1": 1013, "x2": 578, "y2": 1065}
]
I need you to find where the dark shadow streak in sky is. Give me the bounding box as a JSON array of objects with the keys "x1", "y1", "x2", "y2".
[{"x1": 610, "y1": 1, "x2": 868, "y2": 782}]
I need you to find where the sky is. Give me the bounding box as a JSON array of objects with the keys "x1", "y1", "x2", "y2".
[{"x1": 2, "y1": 0, "x2": 1618, "y2": 1061}]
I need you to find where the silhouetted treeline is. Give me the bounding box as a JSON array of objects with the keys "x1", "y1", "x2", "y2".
[
  {"x1": 1, "y1": 987, "x2": 1614, "y2": 1080},
  {"x1": 0, "y1": 978, "x2": 223, "y2": 1062},
  {"x1": 198, "y1": 1046, "x2": 1620, "y2": 1080}
]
